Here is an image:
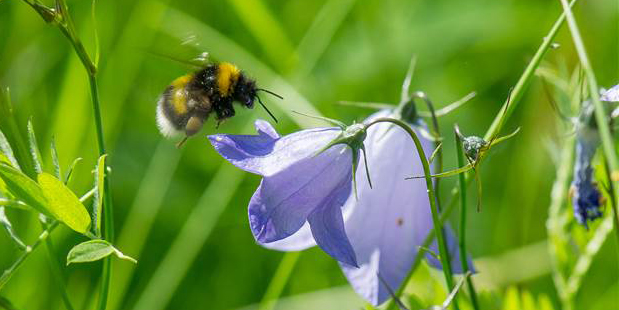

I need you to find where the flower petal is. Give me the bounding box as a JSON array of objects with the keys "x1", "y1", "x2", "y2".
[
  {"x1": 425, "y1": 226, "x2": 475, "y2": 273},
  {"x1": 307, "y1": 173, "x2": 357, "y2": 267},
  {"x1": 248, "y1": 144, "x2": 353, "y2": 244},
  {"x1": 340, "y1": 109, "x2": 473, "y2": 305},
  {"x1": 260, "y1": 222, "x2": 316, "y2": 251},
  {"x1": 601, "y1": 84, "x2": 619, "y2": 102},
  {"x1": 209, "y1": 120, "x2": 341, "y2": 176}
]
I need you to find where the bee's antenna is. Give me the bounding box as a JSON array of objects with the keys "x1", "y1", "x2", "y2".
[
  {"x1": 256, "y1": 95, "x2": 279, "y2": 123},
  {"x1": 176, "y1": 136, "x2": 188, "y2": 148},
  {"x1": 257, "y1": 88, "x2": 284, "y2": 100}
]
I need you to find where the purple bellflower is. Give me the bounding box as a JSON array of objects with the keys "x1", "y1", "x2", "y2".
[
  {"x1": 570, "y1": 85, "x2": 619, "y2": 226},
  {"x1": 601, "y1": 84, "x2": 619, "y2": 102},
  {"x1": 208, "y1": 104, "x2": 470, "y2": 305},
  {"x1": 571, "y1": 101, "x2": 603, "y2": 227},
  {"x1": 209, "y1": 119, "x2": 364, "y2": 266}
]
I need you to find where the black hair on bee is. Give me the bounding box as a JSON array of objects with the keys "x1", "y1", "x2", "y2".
[{"x1": 156, "y1": 62, "x2": 281, "y2": 147}]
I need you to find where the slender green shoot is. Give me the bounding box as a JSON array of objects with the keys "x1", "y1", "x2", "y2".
[
  {"x1": 257, "y1": 252, "x2": 301, "y2": 310},
  {"x1": 20, "y1": 0, "x2": 115, "y2": 308},
  {"x1": 454, "y1": 128, "x2": 479, "y2": 310},
  {"x1": 387, "y1": 2, "x2": 578, "y2": 308},
  {"x1": 367, "y1": 117, "x2": 458, "y2": 310},
  {"x1": 557, "y1": 0, "x2": 619, "y2": 230}
]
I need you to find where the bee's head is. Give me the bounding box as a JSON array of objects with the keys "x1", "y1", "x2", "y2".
[
  {"x1": 234, "y1": 75, "x2": 258, "y2": 108},
  {"x1": 233, "y1": 74, "x2": 282, "y2": 123}
]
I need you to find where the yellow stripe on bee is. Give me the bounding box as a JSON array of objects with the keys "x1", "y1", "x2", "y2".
[
  {"x1": 171, "y1": 74, "x2": 192, "y2": 114},
  {"x1": 217, "y1": 62, "x2": 240, "y2": 97}
]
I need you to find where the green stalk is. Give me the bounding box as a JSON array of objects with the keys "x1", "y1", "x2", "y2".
[
  {"x1": 0, "y1": 221, "x2": 59, "y2": 290},
  {"x1": 0, "y1": 188, "x2": 99, "y2": 291},
  {"x1": 22, "y1": 0, "x2": 115, "y2": 308},
  {"x1": 43, "y1": 233, "x2": 76, "y2": 310},
  {"x1": 546, "y1": 135, "x2": 575, "y2": 309},
  {"x1": 386, "y1": 3, "x2": 578, "y2": 308},
  {"x1": 257, "y1": 252, "x2": 301, "y2": 310},
  {"x1": 485, "y1": 0, "x2": 577, "y2": 140},
  {"x1": 367, "y1": 118, "x2": 458, "y2": 310},
  {"x1": 557, "y1": 0, "x2": 619, "y2": 230},
  {"x1": 454, "y1": 130, "x2": 479, "y2": 310},
  {"x1": 603, "y1": 160, "x2": 619, "y2": 251}
]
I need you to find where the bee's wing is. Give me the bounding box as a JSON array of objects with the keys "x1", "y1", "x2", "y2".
[{"x1": 146, "y1": 33, "x2": 217, "y2": 68}]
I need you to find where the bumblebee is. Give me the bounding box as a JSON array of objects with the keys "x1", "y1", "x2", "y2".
[{"x1": 156, "y1": 61, "x2": 280, "y2": 146}]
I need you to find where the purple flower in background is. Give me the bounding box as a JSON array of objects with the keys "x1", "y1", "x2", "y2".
[
  {"x1": 209, "y1": 109, "x2": 471, "y2": 306},
  {"x1": 601, "y1": 84, "x2": 619, "y2": 102},
  {"x1": 571, "y1": 102, "x2": 603, "y2": 227},
  {"x1": 208, "y1": 120, "x2": 365, "y2": 266}
]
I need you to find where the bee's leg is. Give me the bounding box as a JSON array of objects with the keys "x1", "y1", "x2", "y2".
[
  {"x1": 214, "y1": 101, "x2": 235, "y2": 129},
  {"x1": 175, "y1": 137, "x2": 188, "y2": 148},
  {"x1": 176, "y1": 116, "x2": 205, "y2": 148}
]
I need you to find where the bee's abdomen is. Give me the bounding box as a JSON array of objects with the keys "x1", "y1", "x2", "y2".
[{"x1": 157, "y1": 85, "x2": 189, "y2": 137}]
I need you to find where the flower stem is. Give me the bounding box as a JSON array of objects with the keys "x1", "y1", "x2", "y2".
[
  {"x1": 367, "y1": 117, "x2": 458, "y2": 310},
  {"x1": 454, "y1": 130, "x2": 479, "y2": 310},
  {"x1": 257, "y1": 252, "x2": 301, "y2": 310},
  {"x1": 558, "y1": 0, "x2": 619, "y2": 234},
  {"x1": 22, "y1": 0, "x2": 115, "y2": 307},
  {"x1": 43, "y1": 233, "x2": 77, "y2": 310},
  {"x1": 546, "y1": 135, "x2": 574, "y2": 309},
  {"x1": 485, "y1": 0, "x2": 577, "y2": 141},
  {"x1": 0, "y1": 221, "x2": 59, "y2": 290},
  {"x1": 385, "y1": 3, "x2": 578, "y2": 308},
  {"x1": 602, "y1": 159, "x2": 619, "y2": 262}
]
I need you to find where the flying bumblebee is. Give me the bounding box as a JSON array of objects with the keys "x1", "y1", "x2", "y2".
[{"x1": 156, "y1": 61, "x2": 281, "y2": 147}]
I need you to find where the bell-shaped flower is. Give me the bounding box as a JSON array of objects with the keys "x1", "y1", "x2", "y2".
[
  {"x1": 209, "y1": 108, "x2": 471, "y2": 306},
  {"x1": 338, "y1": 108, "x2": 470, "y2": 305},
  {"x1": 208, "y1": 120, "x2": 367, "y2": 267}
]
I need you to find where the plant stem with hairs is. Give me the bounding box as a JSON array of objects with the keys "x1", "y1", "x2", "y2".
[
  {"x1": 367, "y1": 117, "x2": 458, "y2": 310},
  {"x1": 20, "y1": 0, "x2": 115, "y2": 309},
  {"x1": 455, "y1": 129, "x2": 479, "y2": 310}
]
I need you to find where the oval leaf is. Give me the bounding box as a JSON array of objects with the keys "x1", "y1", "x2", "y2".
[
  {"x1": 0, "y1": 163, "x2": 50, "y2": 217},
  {"x1": 37, "y1": 172, "x2": 91, "y2": 234},
  {"x1": 67, "y1": 239, "x2": 137, "y2": 265}
]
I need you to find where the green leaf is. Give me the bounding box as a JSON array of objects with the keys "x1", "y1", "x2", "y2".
[
  {"x1": 27, "y1": 119, "x2": 44, "y2": 175},
  {"x1": 37, "y1": 172, "x2": 91, "y2": 234},
  {"x1": 66, "y1": 239, "x2": 137, "y2": 265},
  {"x1": 0, "y1": 163, "x2": 50, "y2": 217},
  {"x1": 50, "y1": 136, "x2": 61, "y2": 179},
  {"x1": 0, "y1": 129, "x2": 20, "y2": 171},
  {"x1": 64, "y1": 157, "x2": 82, "y2": 185},
  {"x1": 0, "y1": 207, "x2": 26, "y2": 250},
  {"x1": 93, "y1": 154, "x2": 107, "y2": 236}
]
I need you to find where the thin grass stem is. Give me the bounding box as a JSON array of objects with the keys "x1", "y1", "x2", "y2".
[
  {"x1": 257, "y1": 252, "x2": 301, "y2": 310},
  {"x1": 386, "y1": 3, "x2": 577, "y2": 308},
  {"x1": 22, "y1": 0, "x2": 116, "y2": 307},
  {"x1": 0, "y1": 221, "x2": 59, "y2": 290},
  {"x1": 367, "y1": 117, "x2": 458, "y2": 310},
  {"x1": 454, "y1": 129, "x2": 479, "y2": 309},
  {"x1": 557, "y1": 0, "x2": 619, "y2": 238}
]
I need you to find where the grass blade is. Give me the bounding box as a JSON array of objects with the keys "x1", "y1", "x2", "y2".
[
  {"x1": 0, "y1": 207, "x2": 27, "y2": 250},
  {"x1": 93, "y1": 154, "x2": 107, "y2": 237},
  {"x1": 50, "y1": 136, "x2": 61, "y2": 179},
  {"x1": 27, "y1": 119, "x2": 44, "y2": 175},
  {"x1": 0, "y1": 129, "x2": 21, "y2": 171}
]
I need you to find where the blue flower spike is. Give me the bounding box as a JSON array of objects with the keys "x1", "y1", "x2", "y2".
[{"x1": 571, "y1": 100, "x2": 605, "y2": 228}]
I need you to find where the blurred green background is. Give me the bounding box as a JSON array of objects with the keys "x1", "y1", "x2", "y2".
[{"x1": 0, "y1": 0, "x2": 617, "y2": 309}]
